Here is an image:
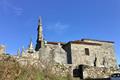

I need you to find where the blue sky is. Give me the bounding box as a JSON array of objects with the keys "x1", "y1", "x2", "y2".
[{"x1": 0, "y1": 0, "x2": 120, "y2": 64}]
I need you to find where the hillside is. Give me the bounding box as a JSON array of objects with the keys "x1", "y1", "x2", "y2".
[{"x1": 0, "y1": 55, "x2": 72, "y2": 80}]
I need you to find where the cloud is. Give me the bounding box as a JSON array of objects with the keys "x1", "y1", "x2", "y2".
[
  {"x1": 13, "y1": 7, "x2": 23, "y2": 16},
  {"x1": 45, "y1": 22, "x2": 70, "y2": 34},
  {"x1": 0, "y1": 0, "x2": 23, "y2": 16}
]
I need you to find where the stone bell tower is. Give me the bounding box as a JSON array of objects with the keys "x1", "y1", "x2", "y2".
[{"x1": 35, "y1": 16, "x2": 44, "y2": 51}]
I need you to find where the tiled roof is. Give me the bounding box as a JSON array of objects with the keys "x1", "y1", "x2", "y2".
[
  {"x1": 69, "y1": 41, "x2": 101, "y2": 46},
  {"x1": 81, "y1": 38, "x2": 114, "y2": 43},
  {"x1": 47, "y1": 41, "x2": 65, "y2": 45}
]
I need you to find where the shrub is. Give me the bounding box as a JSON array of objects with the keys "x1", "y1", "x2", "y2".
[{"x1": 0, "y1": 55, "x2": 71, "y2": 80}]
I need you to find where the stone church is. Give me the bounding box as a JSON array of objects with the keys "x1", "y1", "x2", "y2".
[{"x1": 20, "y1": 17, "x2": 117, "y2": 69}]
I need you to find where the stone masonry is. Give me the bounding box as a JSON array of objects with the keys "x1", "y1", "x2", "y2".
[
  {"x1": 63, "y1": 39, "x2": 117, "y2": 68},
  {"x1": 0, "y1": 45, "x2": 5, "y2": 55}
]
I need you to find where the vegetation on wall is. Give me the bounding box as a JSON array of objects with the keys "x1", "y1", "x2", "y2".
[{"x1": 0, "y1": 54, "x2": 72, "y2": 80}]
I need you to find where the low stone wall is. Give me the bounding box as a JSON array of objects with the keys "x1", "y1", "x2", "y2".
[
  {"x1": 16, "y1": 57, "x2": 120, "y2": 79},
  {"x1": 17, "y1": 58, "x2": 73, "y2": 77},
  {"x1": 82, "y1": 65, "x2": 120, "y2": 79}
]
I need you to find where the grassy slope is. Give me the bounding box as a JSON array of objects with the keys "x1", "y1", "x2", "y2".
[{"x1": 0, "y1": 55, "x2": 70, "y2": 80}]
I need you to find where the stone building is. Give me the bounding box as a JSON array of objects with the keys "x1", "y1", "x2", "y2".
[
  {"x1": 18, "y1": 17, "x2": 117, "y2": 68},
  {"x1": 63, "y1": 39, "x2": 117, "y2": 68},
  {"x1": 0, "y1": 45, "x2": 5, "y2": 55},
  {"x1": 17, "y1": 17, "x2": 119, "y2": 79}
]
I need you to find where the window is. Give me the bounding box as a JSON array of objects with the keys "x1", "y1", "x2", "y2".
[{"x1": 85, "y1": 48, "x2": 89, "y2": 55}]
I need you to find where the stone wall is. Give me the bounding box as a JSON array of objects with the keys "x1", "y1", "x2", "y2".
[
  {"x1": 53, "y1": 46, "x2": 67, "y2": 64},
  {"x1": 71, "y1": 43, "x2": 102, "y2": 67},
  {"x1": 46, "y1": 44, "x2": 59, "y2": 49},
  {"x1": 82, "y1": 65, "x2": 120, "y2": 79},
  {"x1": 39, "y1": 46, "x2": 67, "y2": 64},
  {"x1": 63, "y1": 43, "x2": 72, "y2": 64},
  {"x1": 83, "y1": 39, "x2": 117, "y2": 68},
  {"x1": 17, "y1": 58, "x2": 72, "y2": 77},
  {"x1": 0, "y1": 45, "x2": 5, "y2": 55},
  {"x1": 63, "y1": 40, "x2": 117, "y2": 68}
]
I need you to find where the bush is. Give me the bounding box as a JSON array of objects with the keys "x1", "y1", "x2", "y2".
[{"x1": 0, "y1": 55, "x2": 70, "y2": 80}]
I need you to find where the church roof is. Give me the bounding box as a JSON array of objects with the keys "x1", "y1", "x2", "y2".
[
  {"x1": 81, "y1": 38, "x2": 114, "y2": 43},
  {"x1": 69, "y1": 41, "x2": 101, "y2": 46},
  {"x1": 47, "y1": 41, "x2": 65, "y2": 45}
]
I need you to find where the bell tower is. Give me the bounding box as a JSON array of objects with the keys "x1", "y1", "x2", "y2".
[{"x1": 35, "y1": 16, "x2": 44, "y2": 51}]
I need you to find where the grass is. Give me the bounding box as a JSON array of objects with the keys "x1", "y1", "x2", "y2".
[{"x1": 0, "y1": 55, "x2": 71, "y2": 80}]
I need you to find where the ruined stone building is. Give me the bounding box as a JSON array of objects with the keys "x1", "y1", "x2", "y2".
[
  {"x1": 0, "y1": 45, "x2": 5, "y2": 55},
  {"x1": 20, "y1": 17, "x2": 117, "y2": 69}
]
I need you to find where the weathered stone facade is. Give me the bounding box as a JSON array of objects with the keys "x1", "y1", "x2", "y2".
[
  {"x1": 82, "y1": 39, "x2": 117, "y2": 68},
  {"x1": 63, "y1": 39, "x2": 117, "y2": 68},
  {"x1": 83, "y1": 66, "x2": 117, "y2": 79},
  {"x1": 74, "y1": 65, "x2": 120, "y2": 79},
  {"x1": 0, "y1": 45, "x2": 5, "y2": 55}
]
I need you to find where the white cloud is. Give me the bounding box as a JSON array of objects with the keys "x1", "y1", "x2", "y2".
[
  {"x1": 0, "y1": 0, "x2": 23, "y2": 16},
  {"x1": 14, "y1": 7, "x2": 23, "y2": 16},
  {"x1": 45, "y1": 22, "x2": 70, "y2": 34}
]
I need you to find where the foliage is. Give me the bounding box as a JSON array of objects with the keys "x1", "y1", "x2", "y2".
[{"x1": 0, "y1": 55, "x2": 71, "y2": 80}]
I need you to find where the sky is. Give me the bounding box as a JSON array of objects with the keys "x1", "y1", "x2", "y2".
[{"x1": 0, "y1": 0, "x2": 120, "y2": 64}]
